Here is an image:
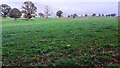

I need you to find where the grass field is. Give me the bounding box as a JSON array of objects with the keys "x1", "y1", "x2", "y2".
[{"x1": 2, "y1": 17, "x2": 119, "y2": 67}]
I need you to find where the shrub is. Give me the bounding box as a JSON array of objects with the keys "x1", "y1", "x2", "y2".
[{"x1": 9, "y1": 8, "x2": 22, "y2": 20}]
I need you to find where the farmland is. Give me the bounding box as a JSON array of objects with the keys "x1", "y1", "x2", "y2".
[{"x1": 2, "y1": 17, "x2": 119, "y2": 67}]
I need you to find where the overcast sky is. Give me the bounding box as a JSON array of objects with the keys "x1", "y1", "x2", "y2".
[
  {"x1": 0, "y1": 0, "x2": 119, "y2": 2},
  {"x1": 0, "y1": 0, "x2": 119, "y2": 16}
]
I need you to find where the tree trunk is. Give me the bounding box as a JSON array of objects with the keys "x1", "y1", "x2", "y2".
[
  {"x1": 15, "y1": 18, "x2": 17, "y2": 20},
  {"x1": 3, "y1": 15, "x2": 6, "y2": 18}
]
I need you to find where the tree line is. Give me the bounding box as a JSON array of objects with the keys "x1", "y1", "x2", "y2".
[
  {"x1": 0, "y1": 1, "x2": 63, "y2": 20},
  {"x1": 0, "y1": 1, "x2": 117, "y2": 20}
]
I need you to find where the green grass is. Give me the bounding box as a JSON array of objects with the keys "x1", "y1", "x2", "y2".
[{"x1": 2, "y1": 17, "x2": 119, "y2": 67}]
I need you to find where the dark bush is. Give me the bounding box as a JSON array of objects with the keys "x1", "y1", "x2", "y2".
[{"x1": 9, "y1": 8, "x2": 22, "y2": 20}]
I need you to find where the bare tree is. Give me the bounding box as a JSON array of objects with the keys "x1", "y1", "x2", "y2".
[
  {"x1": 22, "y1": 1, "x2": 37, "y2": 20},
  {"x1": 0, "y1": 4, "x2": 11, "y2": 18},
  {"x1": 56, "y1": 10, "x2": 63, "y2": 18},
  {"x1": 9, "y1": 8, "x2": 22, "y2": 20},
  {"x1": 44, "y1": 6, "x2": 50, "y2": 19}
]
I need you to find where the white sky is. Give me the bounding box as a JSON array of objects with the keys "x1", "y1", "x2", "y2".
[{"x1": 0, "y1": 0, "x2": 119, "y2": 3}]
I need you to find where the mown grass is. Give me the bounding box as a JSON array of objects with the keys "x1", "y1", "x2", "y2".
[{"x1": 2, "y1": 17, "x2": 119, "y2": 67}]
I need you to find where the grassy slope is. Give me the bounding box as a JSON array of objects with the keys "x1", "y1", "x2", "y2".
[{"x1": 2, "y1": 17, "x2": 119, "y2": 67}]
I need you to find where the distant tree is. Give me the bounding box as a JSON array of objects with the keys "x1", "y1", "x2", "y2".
[
  {"x1": 73, "y1": 14, "x2": 78, "y2": 18},
  {"x1": 108, "y1": 14, "x2": 111, "y2": 17},
  {"x1": 9, "y1": 8, "x2": 22, "y2": 20},
  {"x1": 70, "y1": 15, "x2": 73, "y2": 18},
  {"x1": 0, "y1": 4, "x2": 11, "y2": 18},
  {"x1": 56, "y1": 10, "x2": 63, "y2": 18},
  {"x1": 102, "y1": 14, "x2": 104, "y2": 16},
  {"x1": 85, "y1": 14, "x2": 87, "y2": 17},
  {"x1": 44, "y1": 6, "x2": 51, "y2": 19},
  {"x1": 111, "y1": 13, "x2": 116, "y2": 17},
  {"x1": 39, "y1": 13, "x2": 44, "y2": 17},
  {"x1": 72, "y1": 15, "x2": 74, "y2": 18},
  {"x1": 105, "y1": 15, "x2": 108, "y2": 17},
  {"x1": 98, "y1": 14, "x2": 101, "y2": 17},
  {"x1": 92, "y1": 13, "x2": 96, "y2": 16},
  {"x1": 22, "y1": 1, "x2": 37, "y2": 20},
  {"x1": 106, "y1": 14, "x2": 111, "y2": 17},
  {"x1": 68, "y1": 15, "x2": 70, "y2": 17},
  {"x1": 73, "y1": 14, "x2": 78, "y2": 17}
]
